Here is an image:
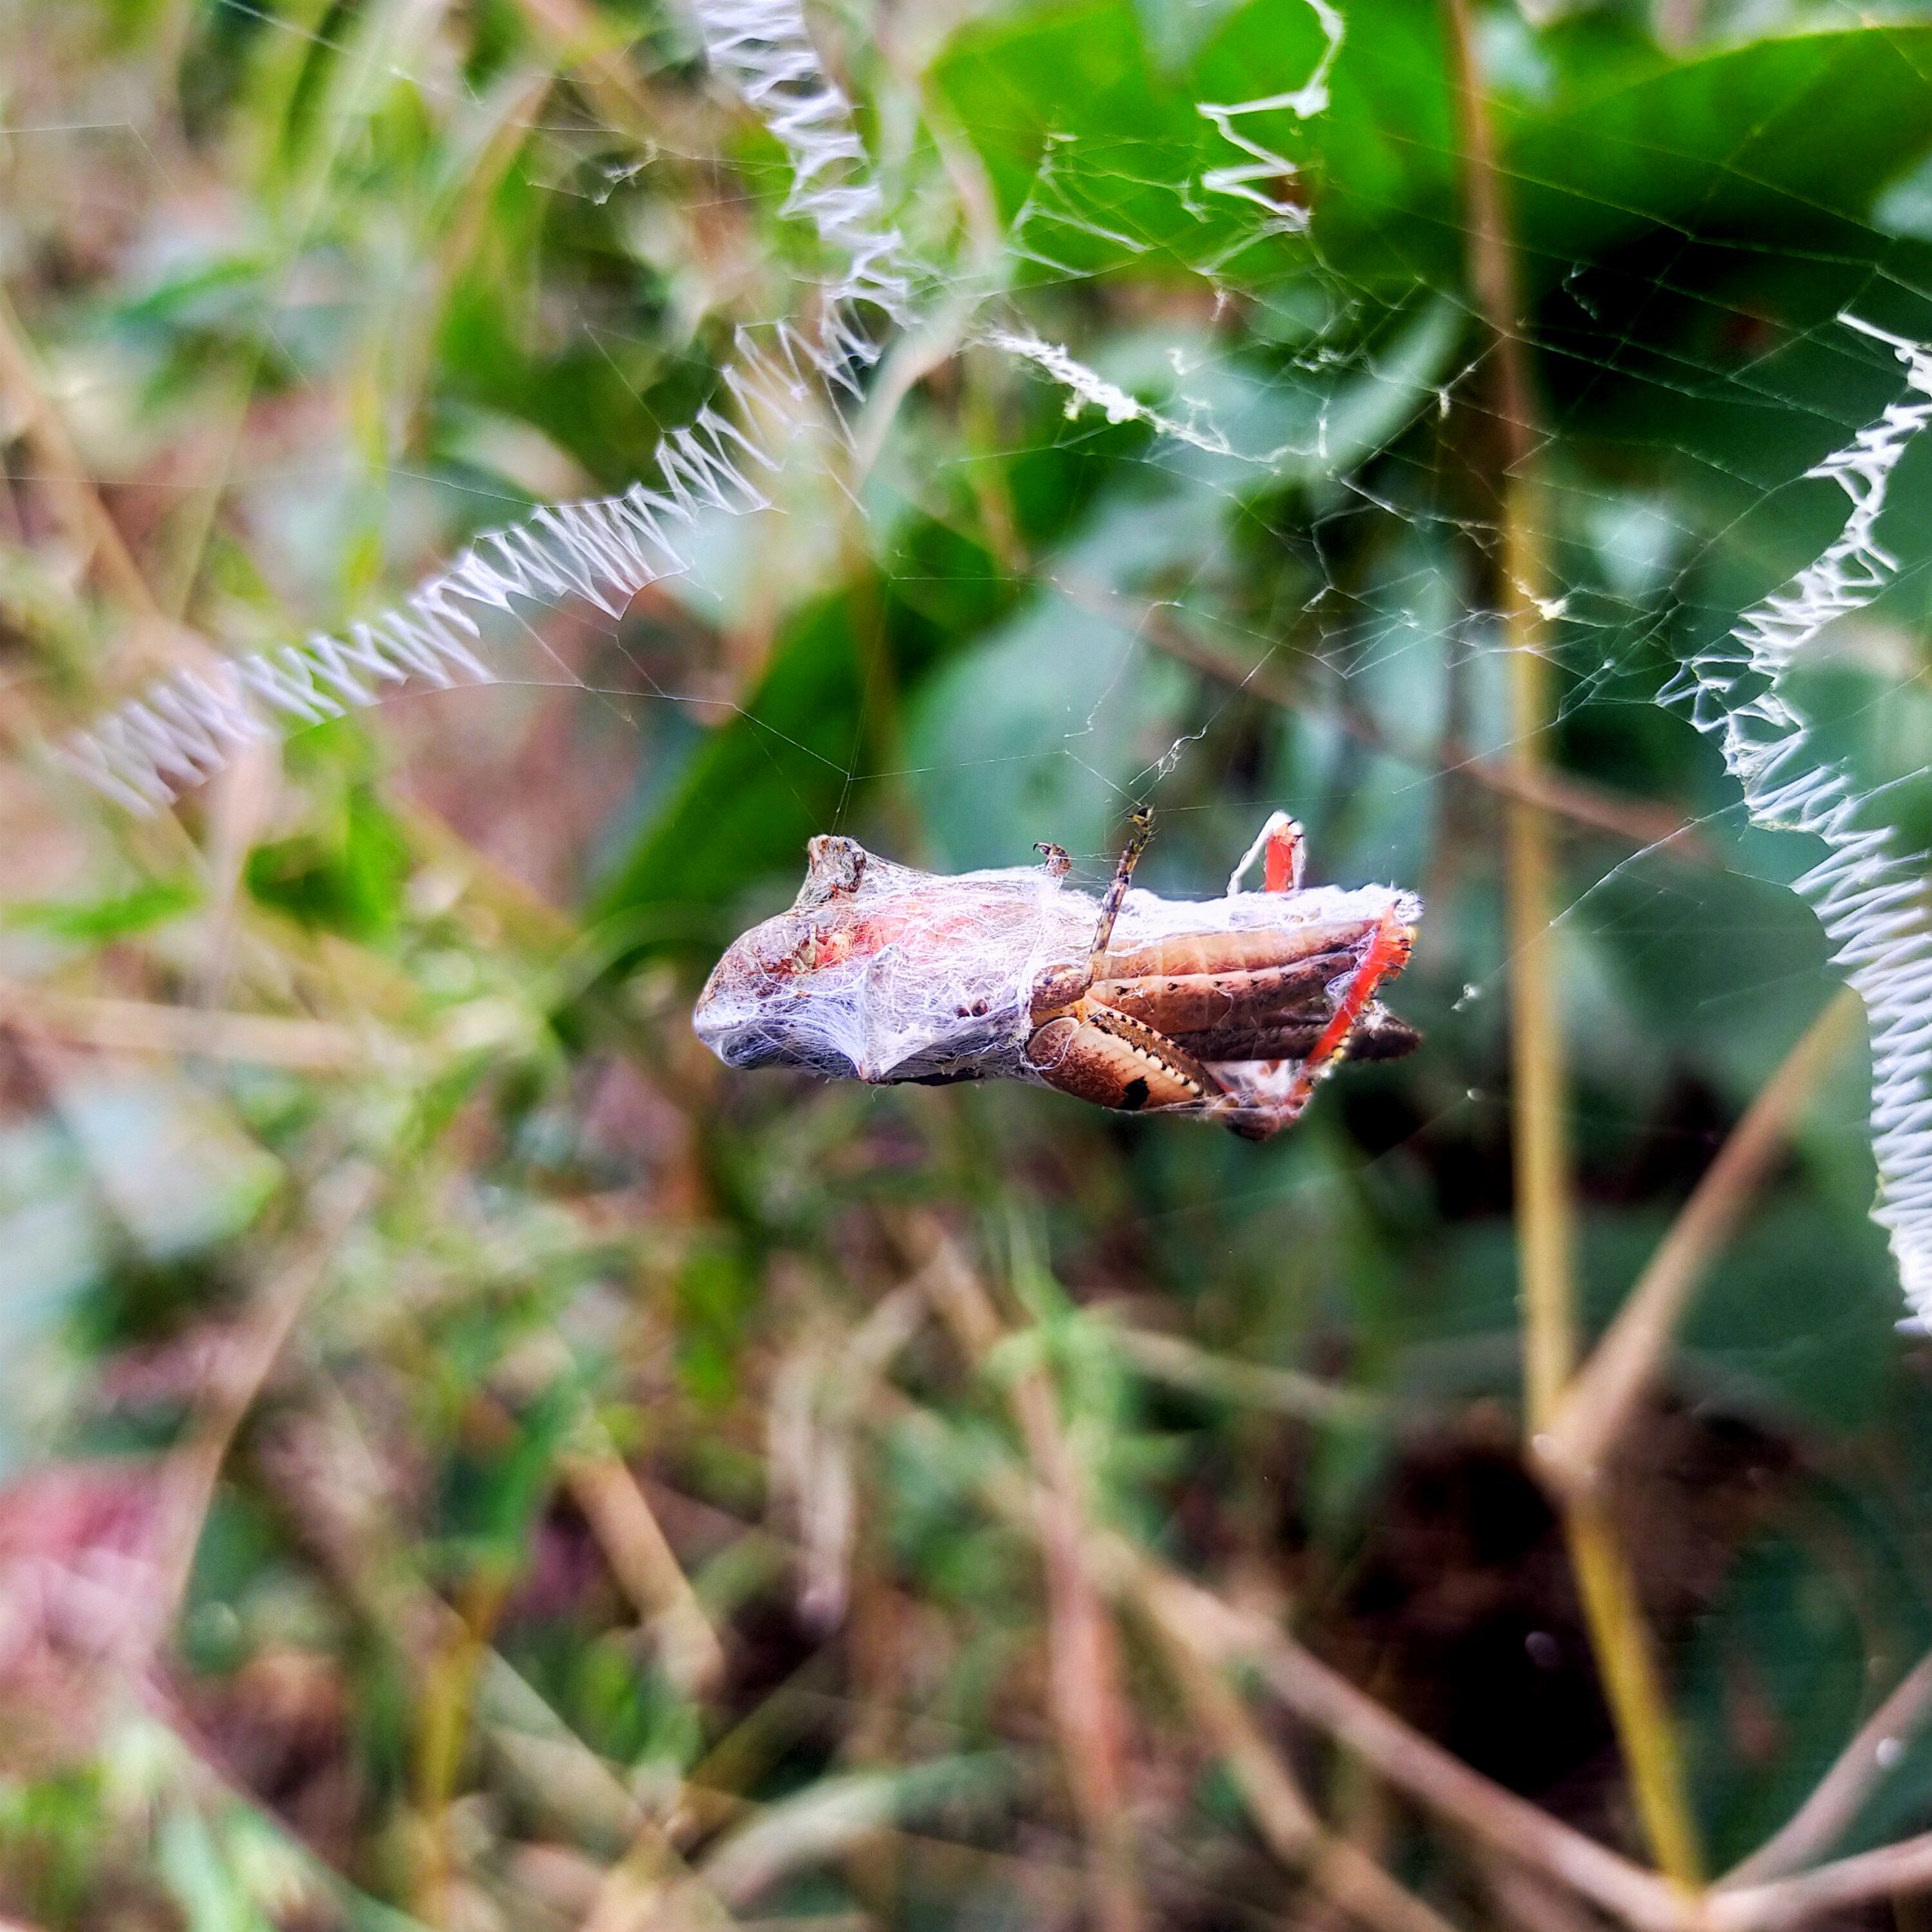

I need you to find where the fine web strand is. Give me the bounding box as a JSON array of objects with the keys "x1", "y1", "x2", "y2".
[{"x1": 55, "y1": 0, "x2": 911, "y2": 816}]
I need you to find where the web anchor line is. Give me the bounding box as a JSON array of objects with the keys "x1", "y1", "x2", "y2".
[
  {"x1": 1660, "y1": 313, "x2": 1932, "y2": 1323},
  {"x1": 56, "y1": 0, "x2": 909, "y2": 818}
]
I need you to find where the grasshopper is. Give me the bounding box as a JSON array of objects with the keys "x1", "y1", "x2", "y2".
[{"x1": 694, "y1": 811, "x2": 1420, "y2": 1139}]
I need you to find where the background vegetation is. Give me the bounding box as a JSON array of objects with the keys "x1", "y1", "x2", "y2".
[{"x1": 8, "y1": 0, "x2": 1932, "y2": 1925}]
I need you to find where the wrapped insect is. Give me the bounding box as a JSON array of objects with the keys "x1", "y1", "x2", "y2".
[{"x1": 694, "y1": 811, "x2": 1420, "y2": 1140}]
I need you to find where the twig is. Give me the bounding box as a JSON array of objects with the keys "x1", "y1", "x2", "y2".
[
  {"x1": 415, "y1": 1567, "x2": 515, "y2": 1922},
  {"x1": 1108, "y1": 1323, "x2": 1388, "y2": 1426},
  {"x1": 874, "y1": 1386, "x2": 1688, "y2": 1932},
  {"x1": 0, "y1": 980, "x2": 374, "y2": 1072},
  {"x1": 1723, "y1": 1643, "x2": 1932, "y2": 1885},
  {"x1": 257, "y1": 1386, "x2": 737, "y2": 1924},
  {"x1": 0, "y1": 284, "x2": 161, "y2": 621},
  {"x1": 578, "y1": 1825, "x2": 740, "y2": 1932},
  {"x1": 1537, "y1": 989, "x2": 1862, "y2": 1500},
  {"x1": 1115, "y1": 1551, "x2": 1692, "y2": 1932},
  {"x1": 913, "y1": 1233, "x2": 1487, "y2": 1932},
  {"x1": 921, "y1": 1231, "x2": 1143, "y2": 1932},
  {"x1": 1134, "y1": 1568, "x2": 1469, "y2": 1932},
  {"x1": 1562, "y1": 1501, "x2": 1698, "y2": 1880},
  {"x1": 561, "y1": 1438, "x2": 726, "y2": 1696},
  {"x1": 197, "y1": 739, "x2": 281, "y2": 1009},
  {"x1": 1478, "y1": 1853, "x2": 1617, "y2": 1932},
  {"x1": 1059, "y1": 576, "x2": 1697, "y2": 855},
  {"x1": 697, "y1": 1765, "x2": 1008, "y2": 1912},
  {"x1": 158, "y1": 1165, "x2": 377, "y2": 1612},
  {"x1": 1709, "y1": 1829, "x2": 1932, "y2": 1930},
  {"x1": 481, "y1": 1651, "x2": 737, "y2": 1926},
  {"x1": 1441, "y1": 0, "x2": 1573, "y2": 1446},
  {"x1": 1441, "y1": 0, "x2": 1700, "y2": 1884},
  {"x1": 900, "y1": 1379, "x2": 1932, "y2": 1929}
]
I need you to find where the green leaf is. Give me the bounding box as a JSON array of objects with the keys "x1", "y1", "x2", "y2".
[
  {"x1": 246, "y1": 785, "x2": 409, "y2": 941},
  {"x1": 3, "y1": 878, "x2": 198, "y2": 942},
  {"x1": 938, "y1": 1, "x2": 1932, "y2": 300}
]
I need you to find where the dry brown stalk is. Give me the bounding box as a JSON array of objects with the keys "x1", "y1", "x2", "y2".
[
  {"x1": 697, "y1": 1773, "x2": 942, "y2": 1912},
  {"x1": 398, "y1": 1326, "x2": 724, "y2": 1702},
  {"x1": 480, "y1": 1649, "x2": 742, "y2": 1931},
  {"x1": 874, "y1": 1386, "x2": 1691, "y2": 1930},
  {"x1": 561, "y1": 1439, "x2": 727, "y2": 1697},
  {"x1": 1480, "y1": 1854, "x2": 1618, "y2": 1932},
  {"x1": 1134, "y1": 1567, "x2": 1469, "y2": 1932},
  {"x1": 0, "y1": 980, "x2": 374, "y2": 1072},
  {"x1": 1168, "y1": 1552, "x2": 1932, "y2": 1925},
  {"x1": 1108, "y1": 1323, "x2": 1387, "y2": 1426},
  {"x1": 1709, "y1": 1829, "x2": 1932, "y2": 1930},
  {"x1": 921, "y1": 1234, "x2": 1143, "y2": 1932},
  {"x1": 158, "y1": 1165, "x2": 378, "y2": 1612},
  {"x1": 0, "y1": 251, "x2": 307, "y2": 1028},
  {"x1": 915, "y1": 1232, "x2": 1476, "y2": 1932},
  {"x1": 678, "y1": 1652, "x2": 846, "y2": 1832},
  {"x1": 1537, "y1": 989, "x2": 1863, "y2": 1500},
  {"x1": 1441, "y1": 0, "x2": 1574, "y2": 1440},
  {"x1": 415, "y1": 1567, "x2": 516, "y2": 1923},
  {"x1": 0, "y1": 285, "x2": 162, "y2": 622},
  {"x1": 580, "y1": 1835, "x2": 738, "y2": 1932},
  {"x1": 1722, "y1": 1643, "x2": 1932, "y2": 1886},
  {"x1": 1106, "y1": 1546, "x2": 1690, "y2": 1932},
  {"x1": 197, "y1": 740, "x2": 282, "y2": 1009},
  {"x1": 259, "y1": 1392, "x2": 736, "y2": 1927},
  {"x1": 1441, "y1": 0, "x2": 1700, "y2": 1883}
]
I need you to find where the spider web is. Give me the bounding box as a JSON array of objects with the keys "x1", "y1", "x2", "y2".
[
  {"x1": 15, "y1": 0, "x2": 1932, "y2": 1889},
  {"x1": 28, "y1": 0, "x2": 1932, "y2": 1346}
]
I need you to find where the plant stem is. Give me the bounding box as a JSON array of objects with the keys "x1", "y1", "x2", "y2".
[
  {"x1": 1440, "y1": 0, "x2": 1702, "y2": 1887},
  {"x1": 1565, "y1": 1502, "x2": 1702, "y2": 1884},
  {"x1": 1539, "y1": 989, "x2": 1862, "y2": 1499},
  {"x1": 922, "y1": 1232, "x2": 1143, "y2": 1932}
]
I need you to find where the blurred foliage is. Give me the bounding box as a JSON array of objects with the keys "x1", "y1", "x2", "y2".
[{"x1": 5, "y1": 0, "x2": 1932, "y2": 1926}]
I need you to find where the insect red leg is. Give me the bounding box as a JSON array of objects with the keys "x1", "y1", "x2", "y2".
[
  {"x1": 1209, "y1": 908, "x2": 1412, "y2": 1139},
  {"x1": 1264, "y1": 817, "x2": 1305, "y2": 893},
  {"x1": 1228, "y1": 809, "x2": 1306, "y2": 896},
  {"x1": 1235, "y1": 814, "x2": 1309, "y2": 1119},
  {"x1": 1279, "y1": 909, "x2": 1411, "y2": 1115}
]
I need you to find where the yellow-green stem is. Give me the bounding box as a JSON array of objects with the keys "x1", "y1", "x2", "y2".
[
  {"x1": 1567, "y1": 1500, "x2": 1704, "y2": 1887},
  {"x1": 1500, "y1": 506, "x2": 1577, "y2": 1431},
  {"x1": 1441, "y1": 0, "x2": 1702, "y2": 1887}
]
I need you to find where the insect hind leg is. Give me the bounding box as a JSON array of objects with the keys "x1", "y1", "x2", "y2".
[{"x1": 1208, "y1": 908, "x2": 1414, "y2": 1141}]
